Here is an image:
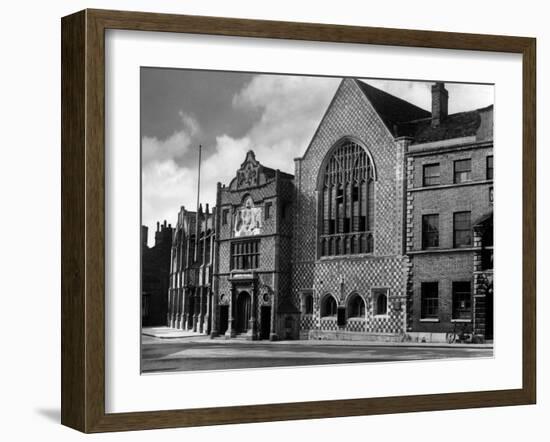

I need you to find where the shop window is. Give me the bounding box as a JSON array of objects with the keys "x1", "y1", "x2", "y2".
[
  {"x1": 452, "y1": 281, "x2": 472, "y2": 320},
  {"x1": 421, "y1": 282, "x2": 439, "y2": 319}
]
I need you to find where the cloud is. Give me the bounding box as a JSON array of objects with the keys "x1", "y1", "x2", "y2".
[
  {"x1": 141, "y1": 159, "x2": 194, "y2": 236},
  {"x1": 142, "y1": 75, "x2": 494, "y2": 245},
  {"x1": 178, "y1": 110, "x2": 200, "y2": 136},
  {"x1": 141, "y1": 112, "x2": 204, "y2": 242},
  {"x1": 201, "y1": 135, "x2": 252, "y2": 188},
  {"x1": 141, "y1": 136, "x2": 253, "y2": 244},
  {"x1": 141, "y1": 112, "x2": 200, "y2": 165},
  {"x1": 141, "y1": 75, "x2": 339, "y2": 245},
  {"x1": 231, "y1": 74, "x2": 340, "y2": 172}
]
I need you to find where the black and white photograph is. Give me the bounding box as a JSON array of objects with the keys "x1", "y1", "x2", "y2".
[
  {"x1": 2, "y1": 0, "x2": 545, "y2": 437},
  {"x1": 140, "y1": 69, "x2": 495, "y2": 373}
]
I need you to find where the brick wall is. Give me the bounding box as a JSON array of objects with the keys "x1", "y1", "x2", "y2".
[
  {"x1": 409, "y1": 252, "x2": 473, "y2": 333},
  {"x1": 407, "y1": 144, "x2": 493, "y2": 334},
  {"x1": 292, "y1": 78, "x2": 408, "y2": 336},
  {"x1": 142, "y1": 222, "x2": 173, "y2": 327},
  {"x1": 212, "y1": 155, "x2": 295, "y2": 338}
]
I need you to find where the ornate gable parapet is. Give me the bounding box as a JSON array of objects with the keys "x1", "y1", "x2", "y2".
[
  {"x1": 236, "y1": 150, "x2": 261, "y2": 189},
  {"x1": 223, "y1": 150, "x2": 292, "y2": 193}
]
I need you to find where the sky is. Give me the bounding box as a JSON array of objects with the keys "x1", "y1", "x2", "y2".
[{"x1": 141, "y1": 68, "x2": 493, "y2": 246}]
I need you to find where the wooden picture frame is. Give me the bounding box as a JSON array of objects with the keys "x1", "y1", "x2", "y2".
[{"x1": 61, "y1": 9, "x2": 536, "y2": 433}]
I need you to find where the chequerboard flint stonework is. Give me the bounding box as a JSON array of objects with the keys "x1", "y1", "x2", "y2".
[{"x1": 142, "y1": 78, "x2": 493, "y2": 347}]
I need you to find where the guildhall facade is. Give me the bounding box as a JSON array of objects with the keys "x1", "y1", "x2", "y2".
[{"x1": 162, "y1": 78, "x2": 493, "y2": 342}]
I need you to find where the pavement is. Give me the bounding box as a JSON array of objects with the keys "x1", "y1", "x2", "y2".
[
  {"x1": 142, "y1": 327, "x2": 493, "y2": 348},
  {"x1": 142, "y1": 327, "x2": 204, "y2": 339},
  {"x1": 141, "y1": 327, "x2": 494, "y2": 373}
]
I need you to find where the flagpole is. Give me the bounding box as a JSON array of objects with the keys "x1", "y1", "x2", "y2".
[
  {"x1": 194, "y1": 145, "x2": 202, "y2": 262},
  {"x1": 197, "y1": 144, "x2": 202, "y2": 213}
]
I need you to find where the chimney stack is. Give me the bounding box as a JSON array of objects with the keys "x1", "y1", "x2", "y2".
[
  {"x1": 141, "y1": 225, "x2": 148, "y2": 249},
  {"x1": 431, "y1": 82, "x2": 448, "y2": 127}
]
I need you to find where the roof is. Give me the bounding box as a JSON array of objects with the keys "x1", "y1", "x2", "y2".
[
  {"x1": 356, "y1": 80, "x2": 493, "y2": 144},
  {"x1": 261, "y1": 165, "x2": 294, "y2": 180},
  {"x1": 355, "y1": 80, "x2": 431, "y2": 134},
  {"x1": 395, "y1": 105, "x2": 494, "y2": 144}
]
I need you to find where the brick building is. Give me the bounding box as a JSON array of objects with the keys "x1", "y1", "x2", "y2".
[
  {"x1": 141, "y1": 221, "x2": 173, "y2": 326},
  {"x1": 166, "y1": 204, "x2": 215, "y2": 333},
  {"x1": 292, "y1": 79, "x2": 418, "y2": 341},
  {"x1": 403, "y1": 83, "x2": 493, "y2": 342},
  {"x1": 211, "y1": 151, "x2": 296, "y2": 340},
  {"x1": 163, "y1": 78, "x2": 493, "y2": 343}
]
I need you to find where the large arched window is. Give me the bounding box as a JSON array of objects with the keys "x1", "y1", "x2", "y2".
[
  {"x1": 319, "y1": 140, "x2": 374, "y2": 256},
  {"x1": 321, "y1": 295, "x2": 338, "y2": 317},
  {"x1": 347, "y1": 293, "x2": 366, "y2": 318}
]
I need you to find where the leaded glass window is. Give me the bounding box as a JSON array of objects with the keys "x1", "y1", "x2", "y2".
[{"x1": 319, "y1": 141, "x2": 374, "y2": 256}]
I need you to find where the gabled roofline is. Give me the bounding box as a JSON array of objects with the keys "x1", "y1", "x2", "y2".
[
  {"x1": 351, "y1": 78, "x2": 397, "y2": 140},
  {"x1": 298, "y1": 78, "x2": 403, "y2": 165},
  {"x1": 296, "y1": 78, "x2": 346, "y2": 162}
]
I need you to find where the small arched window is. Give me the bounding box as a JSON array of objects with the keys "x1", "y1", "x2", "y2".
[
  {"x1": 319, "y1": 140, "x2": 375, "y2": 257},
  {"x1": 347, "y1": 294, "x2": 366, "y2": 318},
  {"x1": 303, "y1": 294, "x2": 313, "y2": 314},
  {"x1": 321, "y1": 295, "x2": 338, "y2": 317},
  {"x1": 375, "y1": 291, "x2": 388, "y2": 316}
]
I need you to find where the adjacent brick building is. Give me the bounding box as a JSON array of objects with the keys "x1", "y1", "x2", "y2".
[
  {"x1": 404, "y1": 90, "x2": 494, "y2": 341},
  {"x1": 141, "y1": 221, "x2": 173, "y2": 327},
  {"x1": 162, "y1": 78, "x2": 494, "y2": 343}
]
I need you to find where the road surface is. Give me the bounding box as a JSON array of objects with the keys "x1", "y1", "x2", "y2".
[{"x1": 141, "y1": 335, "x2": 493, "y2": 373}]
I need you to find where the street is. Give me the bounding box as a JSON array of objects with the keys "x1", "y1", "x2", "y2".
[{"x1": 141, "y1": 335, "x2": 493, "y2": 373}]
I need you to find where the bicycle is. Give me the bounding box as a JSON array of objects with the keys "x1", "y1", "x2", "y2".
[{"x1": 445, "y1": 321, "x2": 473, "y2": 344}]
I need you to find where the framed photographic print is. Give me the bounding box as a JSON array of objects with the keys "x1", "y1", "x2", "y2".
[{"x1": 61, "y1": 9, "x2": 536, "y2": 433}]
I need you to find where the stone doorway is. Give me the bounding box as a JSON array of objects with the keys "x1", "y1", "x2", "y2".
[
  {"x1": 219, "y1": 305, "x2": 229, "y2": 335},
  {"x1": 235, "y1": 291, "x2": 251, "y2": 333},
  {"x1": 259, "y1": 306, "x2": 271, "y2": 340}
]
